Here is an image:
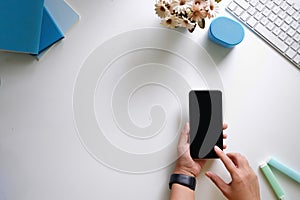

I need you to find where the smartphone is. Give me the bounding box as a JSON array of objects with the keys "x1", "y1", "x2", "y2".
[{"x1": 189, "y1": 90, "x2": 223, "y2": 159}]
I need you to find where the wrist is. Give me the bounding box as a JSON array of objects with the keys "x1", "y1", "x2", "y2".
[
  {"x1": 169, "y1": 174, "x2": 196, "y2": 191},
  {"x1": 173, "y1": 166, "x2": 197, "y2": 178}
]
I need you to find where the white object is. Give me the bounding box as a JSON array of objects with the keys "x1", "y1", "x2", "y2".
[{"x1": 227, "y1": 0, "x2": 300, "y2": 68}]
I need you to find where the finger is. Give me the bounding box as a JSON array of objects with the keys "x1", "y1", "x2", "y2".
[
  {"x1": 227, "y1": 152, "x2": 249, "y2": 168},
  {"x1": 223, "y1": 133, "x2": 228, "y2": 139},
  {"x1": 222, "y1": 123, "x2": 228, "y2": 130},
  {"x1": 178, "y1": 122, "x2": 189, "y2": 144},
  {"x1": 214, "y1": 146, "x2": 237, "y2": 175},
  {"x1": 205, "y1": 171, "x2": 229, "y2": 195},
  {"x1": 223, "y1": 144, "x2": 227, "y2": 149},
  {"x1": 177, "y1": 123, "x2": 190, "y2": 154}
]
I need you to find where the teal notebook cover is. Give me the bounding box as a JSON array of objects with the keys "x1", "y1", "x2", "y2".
[
  {"x1": 35, "y1": 0, "x2": 79, "y2": 59},
  {"x1": 0, "y1": 0, "x2": 45, "y2": 54},
  {"x1": 37, "y1": 6, "x2": 64, "y2": 54}
]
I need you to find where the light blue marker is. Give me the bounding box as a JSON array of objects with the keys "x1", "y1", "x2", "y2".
[{"x1": 268, "y1": 157, "x2": 300, "y2": 184}]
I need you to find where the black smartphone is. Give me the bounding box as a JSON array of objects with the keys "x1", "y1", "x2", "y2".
[{"x1": 189, "y1": 90, "x2": 223, "y2": 159}]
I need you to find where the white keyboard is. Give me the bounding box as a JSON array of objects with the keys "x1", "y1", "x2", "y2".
[{"x1": 226, "y1": 0, "x2": 300, "y2": 69}]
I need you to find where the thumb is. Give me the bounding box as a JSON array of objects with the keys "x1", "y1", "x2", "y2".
[
  {"x1": 177, "y1": 123, "x2": 190, "y2": 153},
  {"x1": 205, "y1": 171, "x2": 229, "y2": 196}
]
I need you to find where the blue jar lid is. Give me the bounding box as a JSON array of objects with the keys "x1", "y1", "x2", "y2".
[{"x1": 208, "y1": 17, "x2": 244, "y2": 48}]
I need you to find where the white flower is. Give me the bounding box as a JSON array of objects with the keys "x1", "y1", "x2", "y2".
[
  {"x1": 178, "y1": 17, "x2": 196, "y2": 32},
  {"x1": 207, "y1": 0, "x2": 219, "y2": 19},
  {"x1": 155, "y1": 0, "x2": 171, "y2": 18},
  {"x1": 161, "y1": 15, "x2": 181, "y2": 28},
  {"x1": 171, "y1": 0, "x2": 193, "y2": 14},
  {"x1": 188, "y1": 3, "x2": 208, "y2": 22},
  {"x1": 193, "y1": 0, "x2": 205, "y2": 5}
]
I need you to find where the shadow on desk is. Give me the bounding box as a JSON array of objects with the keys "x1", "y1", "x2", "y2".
[
  {"x1": 201, "y1": 33, "x2": 234, "y2": 66},
  {"x1": 0, "y1": 51, "x2": 37, "y2": 67}
]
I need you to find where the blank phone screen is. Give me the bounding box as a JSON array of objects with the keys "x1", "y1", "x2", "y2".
[{"x1": 189, "y1": 90, "x2": 223, "y2": 159}]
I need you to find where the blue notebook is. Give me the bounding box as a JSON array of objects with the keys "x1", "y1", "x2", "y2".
[
  {"x1": 0, "y1": 0, "x2": 45, "y2": 54},
  {"x1": 37, "y1": 6, "x2": 64, "y2": 54},
  {"x1": 44, "y1": 0, "x2": 80, "y2": 33},
  {"x1": 35, "y1": 0, "x2": 80, "y2": 59}
]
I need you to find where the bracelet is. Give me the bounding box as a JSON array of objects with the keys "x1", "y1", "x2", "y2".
[{"x1": 169, "y1": 174, "x2": 196, "y2": 191}]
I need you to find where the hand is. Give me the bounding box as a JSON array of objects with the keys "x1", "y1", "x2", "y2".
[
  {"x1": 205, "y1": 146, "x2": 260, "y2": 200},
  {"x1": 173, "y1": 122, "x2": 228, "y2": 178}
]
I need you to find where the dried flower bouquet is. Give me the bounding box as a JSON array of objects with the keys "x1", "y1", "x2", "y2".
[{"x1": 155, "y1": 0, "x2": 221, "y2": 32}]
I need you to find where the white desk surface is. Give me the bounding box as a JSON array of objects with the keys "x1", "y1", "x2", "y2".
[{"x1": 0, "y1": 0, "x2": 300, "y2": 199}]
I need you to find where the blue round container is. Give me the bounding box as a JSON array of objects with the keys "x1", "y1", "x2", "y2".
[{"x1": 208, "y1": 16, "x2": 244, "y2": 48}]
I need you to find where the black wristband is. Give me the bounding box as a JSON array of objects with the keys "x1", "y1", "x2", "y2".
[{"x1": 169, "y1": 174, "x2": 196, "y2": 191}]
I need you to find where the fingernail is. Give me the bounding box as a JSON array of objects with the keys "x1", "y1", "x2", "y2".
[
  {"x1": 205, "y1": 171, "x2": 212, "y2": 177},
  {"x1": 214, "y1": 146, "x2": 221, "y2": 152},
  {"x1": 185, "y1": 122, "x2": 190, "y2": 131}
]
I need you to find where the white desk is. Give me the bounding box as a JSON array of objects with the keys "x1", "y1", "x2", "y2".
[{"x1": 0, "y1": 0, "x2": 299, "y2": 199}]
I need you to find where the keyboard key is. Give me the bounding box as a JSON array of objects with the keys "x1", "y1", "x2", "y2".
[
  {"x1": 262, "y1": 8, "x2": 271, "y2": 16},
  {"x1": 255, "y1": 23, "x2": 288, "y2": 52},
  {"x1": 247, "y1": 16, "x2": 258, "y2": 27},
  {"x1": 285, "y1": 37, "x2": 293, "y2": 45},
  {"x1": 268, "y1": 13, "x2": 277, "y2": 21},
  {"x1": 241, "y1": 12, "x2": 251, "y2": 21},
  {"x1": 234, "y1": 0, "x2": 249, "y2": 9},
  {"x1": 287, "y1": 28, "x2": 296, "y2": 37},
  {"x1": 274, "y1": 18, "x2": 283, "y2": 26},
  {"x1": 228, "y1": 2, "x2": 237, "y2": 10},
  {"x1": 250, "y1": 0, "x2": 259, "y2": 6},
  {"x1": 281, "y1": 23, "x2": 289, "y2": 31},
  {"x1": 293, "y1": 12, "x2": 300, "y2": 20},
  {"x1": 274, "y1": 0, "x2": 282, "y2": 6},
  {"x1": 284, "y1": 16, "x2": 293, "y2": 24},
  {"x1": 294, "y1": 33, "x2": 300, "y2": 42},
  {"x1": 291, "y1": 42, "x2": 300, "y2": 51},
  {"x1": 290, "y1": 21, "x2": 299, "y2": 30},
  {"x1": 280, "y1": 2, "x2": 289, "y2": 10},
  {"x1": 248, "y1": 7, "x2": 257, "y2": 15},
  {"x1": 260, "y1": 0, "x2": 268, "y2": 4},
  {"x1": 256, "y1": 3, "x2": 265, "y2": 11},
  {"x1": 234, "y1": 6, "x2": 244, "y2": 16},
  {"x1": 266, "y1": 1, "x2": 274, "y2": 9},
  {"x1": 286, "y1": 0, "x2": 294, "y2": 6},
  {"x1": 266, "y1": 22, "x2": 275, "y2": 30},
  {"x1": 279, "y1": 32, "x2": 287, "y2": 40},
  {"x1": 254, "y1": 12, "x2": 263, "y2": 20},
  {"x1": 278, "y1": 10, "x2": 287, "y2": 19},
  {"x1": 286, "y1": 48, "x2": 296, "y2": 58},
  {"x1": 287, "y1": 7, "x2": 296, "y2": 15},
  {"x1": 272, "y1": 5, "x2": 281, "y2": 13},
  {"x1": 273, "y1": 27, "x2": 281, "y2": 35},
  {"x1": 260, "y1": 17, "x2": 269, "y2": 25},
  {"x1": 294, "y1": 54, "x2": 300, "y2": 64}
]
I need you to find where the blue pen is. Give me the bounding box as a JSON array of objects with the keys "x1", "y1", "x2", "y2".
[{"x1": 268, "y1": 157, "x2": 300, "y2": 184}]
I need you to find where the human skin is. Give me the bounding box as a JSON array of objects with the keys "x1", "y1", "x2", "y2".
[{"x1": 170, "y1": 123, "x2": 260, "y2": 200}]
